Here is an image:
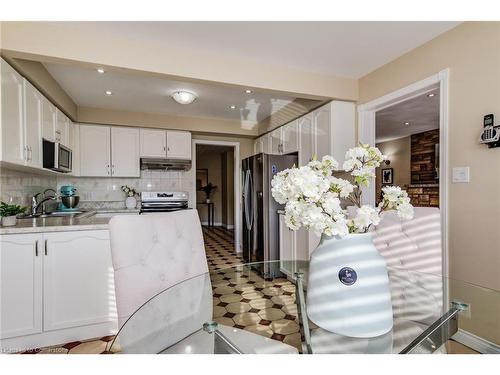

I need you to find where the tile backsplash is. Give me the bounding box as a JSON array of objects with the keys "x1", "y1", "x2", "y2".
[
  {"x1": 0, "y1": 167, "x2": 193, "y2": 210},
  {"x1": 0, "y1": 167, "x2": 57, "y2": 206},
  {"x1": 57, "y1": 169, "x2": 194, "y2": 202}
]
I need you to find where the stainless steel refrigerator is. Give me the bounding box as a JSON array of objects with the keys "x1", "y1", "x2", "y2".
[{"x1": 241, "y1": 153, "x2": 298, "y2": 278}]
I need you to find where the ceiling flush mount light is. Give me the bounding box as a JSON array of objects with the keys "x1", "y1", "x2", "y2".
[
  {"x1": 245, "y1": 89, "x2": 253, "y2": 94},
  {"x1": 229, "y1": 105, "x2": 237, "y2": 110},
  {"x1": 105, "y1": 90, "x2": 113, "y2": 96},
  {"x1": 427, "y1": 93, "x2": 435, "y2": 98},
  {"x1": 96, "y1": 68, "x2": 105, "y2": 74},
  {"x1": 171, "y1": 91, "x2": 197, "y2": 105},
  {"x1": 404, "y1": 122, "x2": 410, "y2": 126}
]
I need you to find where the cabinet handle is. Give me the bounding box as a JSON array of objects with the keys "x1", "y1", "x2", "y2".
[
  {"x1": 28, "y1": 146, "x2": 32, "y2": 161},
  {"x1": 106, "y1": 164, "x2": 110, "y2": 175},
  {"x1": 44, "y1": 239, "x2": 48, "y2": 256},
  {"x1": 163, "y1": 146, "x2": 166, "y2": 151},
  {"x1": 35, "y1": 240, "x2": 39, "y2": 256}
]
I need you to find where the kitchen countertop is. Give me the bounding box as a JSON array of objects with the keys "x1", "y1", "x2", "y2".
[{"x1": 0, "y1": 209, "x2": 140, "y2": 235}]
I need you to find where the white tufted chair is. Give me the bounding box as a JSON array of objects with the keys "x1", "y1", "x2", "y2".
[{"x1": 109, "y1": 210, "x2": 297, "y2": 354}]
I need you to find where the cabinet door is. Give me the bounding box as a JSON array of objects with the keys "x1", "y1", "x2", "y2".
[
  {"x1": 270, "y1": 128, "x2": 282, "y2": 155},
  {"x1": 253, "y1": 138, "x2": 262, "y2": 155},
  {"x1": 43, "y1": 231, "x2": 115, "y2": 331},
  {"x1": 79, "y1": 124, "x2": 111, "y2": 176},
  {"x1": 23, "y1": 80, "x2": 43, "y2": 168},
  {"x1": 0, "y1": 234, "x2": 43, "y2": 339},
  {"x1": 282, "y1": 120, "x2": 298, "y2": 154},
  {"x1": 166, "y1": 130, "x2": 191, "y2": 159},
  {"x1": 261, "y1": 134, "x2": 271, "y2": 154},
  {"x1": 55, "y1": 108, "x2": 69, "y2": 146},
  {"x1": 111, "y1": 127, "x2": 140, "y2": 177},
  {"x1": 140, "y1": 128, "x2": 166, "y2": 158},
  {"x1": 313, "y1": 104, "x2": 331, "y2": 159},
  {"x1": 298, "y1": 114, "x2": 314, "y2": 166},
  {"x1": 330, "y1": 101, "x2": 356, "y2": 163},
  {"x1": 69, "y1": 123, "x2": 80, "y2": 176},
  {"x1": 41, "y1": 96, "x2": 56, "y2": 142},
  {"x1": 1, "y1": 59, "x2": 25, "y2": 165}
]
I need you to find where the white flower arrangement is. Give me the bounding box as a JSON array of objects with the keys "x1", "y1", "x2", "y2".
[
  {"x1": 271, "y1": 144, "x2": 414, "y2": 237},
  {"x1": 121, "y1": 185, "x2": 138, "y2": 198}
]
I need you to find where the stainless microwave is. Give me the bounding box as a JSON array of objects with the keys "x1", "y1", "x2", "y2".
[{"x1": 42, "y1": 139, "x2": 72, "y2": 173}]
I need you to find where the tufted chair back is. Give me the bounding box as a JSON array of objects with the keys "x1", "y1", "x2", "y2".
[
  {"x1": 372, "y1": 207, "x2": 444, "y2": 326},
  {"x1": 108, "y1": 210, "x2": 208, "y2": 327}
]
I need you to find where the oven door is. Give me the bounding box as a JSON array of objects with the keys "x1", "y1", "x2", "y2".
[{"x1": 56, "y1": 143, "x2": 72, "y2": 173}]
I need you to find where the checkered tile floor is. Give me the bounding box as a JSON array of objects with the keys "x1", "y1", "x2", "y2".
[{"x1": 20, "y1": 226, "x2": 302, "y2": 354}]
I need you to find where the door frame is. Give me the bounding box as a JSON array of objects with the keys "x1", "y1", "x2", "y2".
[
  {"x1": 357, "y1": 69, "x2": 450, "y2": 279},
  {"x1": 191, "y1": 139, "x2": 241, "y2": 253}
]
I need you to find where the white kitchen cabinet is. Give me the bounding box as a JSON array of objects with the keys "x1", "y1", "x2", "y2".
[
  {"x1": 270, "y1": 128, "x2": 282, "y2": 155},
  {"x1": 69, "y1": 123, "x2": 80, "y2": 176},
  {"x1": 111, "y1": 127, "x2": 140, "y2": 177},
  {"x1": 298, "y1": 114, "x2": 314, "y2": 166},
  {"x1": 23, "y1": 80, "x2": 43, "y2": 168},
  {"x1": 55, "y1": 108, "x2": 69, "y2": 147},
  {"x1": 43, "y1": 231, "x2": 115, "y2": 332},
  {"x1": 41, "y1": 96, "x2": 56, "y2": 142},
  {"x1": 140, "y1": 128, "x2": 166, "y2": 158},
  {"x1": 1, "y1": 58, "x2": 25, "y2": 165},
  {"x1": 0, "y1": 234, "x2": 43, "y2": 339},
  {"x1": 281, "y1": 120, "x2": 299, "y2": 154},
  {"x1": 312, "y1": 101, "x2": 356, "y2": 162},
  {"x1": 79, "y1": 124, "x2": 111, "y2": 177},
  {"x1": 166, "y1": 130, "x2": 191, "y2": 159}
]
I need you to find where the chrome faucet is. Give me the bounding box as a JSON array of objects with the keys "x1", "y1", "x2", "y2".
[{"x1": 31, "y1": 191, "x2": 57, "y2": 215}]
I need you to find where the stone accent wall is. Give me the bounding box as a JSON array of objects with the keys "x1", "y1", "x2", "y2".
[
  {"x1": 411, "y1": 129, "x2": 439, "y2": 184},
  {"x1": 409, "y1": 129, "x2": 440, "y2": 207},
  {"x1": 407, "y1": 184, "x2": 439, "y2": 207}
]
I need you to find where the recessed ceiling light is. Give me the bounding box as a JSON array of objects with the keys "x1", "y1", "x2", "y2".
[
  {"x1": 427, "y1": 93, "x2": 435, "y2": 97},
  {"x1": 229, "y1": 105, "x2": 237, "y2": 110},
  {"x1": 404, "y1": 122, "x2": 410, "y2": 126},
  {"x1": 96, "y1": 68, "x2": 105, "y2": 74},
  {"x1": 105, "y1": 90, "x2": 113, "y2": 96},
  {"x1": 245, "y1": 89, "x2": 253, "y2": 94},
  {"x1": 171, "y1": 91, "x2": 197, "y2": 105}
]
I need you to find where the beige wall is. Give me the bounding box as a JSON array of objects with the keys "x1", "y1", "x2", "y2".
[
  {"x1": 359, "y1": 22, "x2": 500, "y2": 343},
  {"x1": 78, "y1": 107, "x2": 258, "y2": 137},
  {"x1": 192, "y1": 134, "x2": 254, "y2": 161},
  {"x1": 375, "y1": 136, "x2": 411, "y2": 202}
]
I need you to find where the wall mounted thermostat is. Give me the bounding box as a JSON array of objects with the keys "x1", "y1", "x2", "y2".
[{"x1": 479, "y1": 114, "x2": 500, "y2": 148}]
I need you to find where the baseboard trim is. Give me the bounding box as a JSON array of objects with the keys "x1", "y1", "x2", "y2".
[{"x1": 453, "y1": 328, "x2": 500, "y2": 354}]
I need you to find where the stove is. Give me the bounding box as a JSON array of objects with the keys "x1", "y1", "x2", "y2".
[{"x1": 140, "y1": 191, "x2": 189, "y2": 213}]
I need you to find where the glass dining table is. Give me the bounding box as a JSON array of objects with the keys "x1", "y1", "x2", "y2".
[{"x1": 109, "y1": 260, "x2": 499, "y2": 354}]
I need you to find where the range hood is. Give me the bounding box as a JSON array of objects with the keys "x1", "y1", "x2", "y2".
[{"x1": 140, "y1": 158, "x2": 192, "y2": 171}]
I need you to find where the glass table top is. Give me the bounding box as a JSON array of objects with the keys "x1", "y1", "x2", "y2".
[{"x1": 110, "y1": 260, "x2": 499, "y2": 354}]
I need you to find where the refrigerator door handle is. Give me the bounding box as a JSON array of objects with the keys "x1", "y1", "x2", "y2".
[
  {"x1": 244, "y1": 170, "x2": 252, "y2": 231},
  {"x1": 247, "y1": 171, "x2": 254, "y2": 230}
]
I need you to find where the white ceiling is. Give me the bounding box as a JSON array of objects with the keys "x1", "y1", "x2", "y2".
[
  {"x1": 376, "y1": 88, "x2": 440, "y2": 143},
  {"x1": 44, "y1": 62, "x2": 299, "y2": 127},
  {"x1": 56, "y1": 21, "x2": 460, "y2": 78}
]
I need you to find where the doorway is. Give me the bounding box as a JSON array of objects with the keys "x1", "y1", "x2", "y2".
[
  {"x1": 191, "y1": 139, "x2": 241, "y2": 253},
  {"x1": 358, "y1": 70, "x2": 450, "y2": 277}
]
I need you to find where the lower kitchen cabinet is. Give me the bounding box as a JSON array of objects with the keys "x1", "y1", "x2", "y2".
[
  {"x1": 0, "y1": 230, "x2": 117, "y2": 350},
  {"x1": 278, "y1": 214, "x2": 309, "y2": 278},
  {"x1": 0, "y1": 234, "x2": 43, "y2": 339},
  {"x1": 43, "y1": 231, "x2": 115, "y2": 332}
]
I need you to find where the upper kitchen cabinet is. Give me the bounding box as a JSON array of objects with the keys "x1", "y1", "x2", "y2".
[
  {"x1": 312, "y1": 101, "x2": 355, "y2": 162},
  {"x1": 298, "y1": 113, "x2": 314, "y2": 166},
  {"x1": 269, "y1": 127, "x2": 282, "y2": 155},
  {"x1": 79, "y1": 124, "x2": 140, "y2": 177},
  {"x1": 79, "y1": 125, "x2": 111, "y2": 177},
  {"x1": 166, "y1": 130, "x2": 191, "y2": 159},
  {"x1": 253, "y1": 134, "x2": 270, "y2": 155},
  {"x1": 55, "y1": 108, "x2": 69, "y2": 147},
  {"x1": 23, "y1": 80, "x2": 43, "y2": 168},
  {"x1": 69, "y1": 123, "x2": 80, "y2": 177},
  {"x1": 41, "y1": 96, "x2": 56, "y2": 142},
  {"x1": 1, "y1": 58, "x2": 25, "y2": 165},
  {"x1": 140, "y1": 128, "x2": 166, "y2": 158},
  {"x1": 281, "y1": 120, "x2": 299, "y2": 154},
  {"x1": 111, "y1": 127, "x2": 140, "y2": 177}
]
